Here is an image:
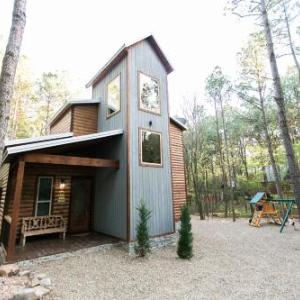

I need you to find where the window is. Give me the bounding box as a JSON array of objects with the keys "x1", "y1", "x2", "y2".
[
  {"x1": 140, "y1": 129, "x2": 162, "y2": 166},
  {"x1": 139, "y1": 72, "x2": 160, "y2": 114},
  {"x1": 107, "y1": 75, "x2": 121, "y2": 118},
  {"x1": 35, "y1": 177, "x2": 53, "y2": 216}
]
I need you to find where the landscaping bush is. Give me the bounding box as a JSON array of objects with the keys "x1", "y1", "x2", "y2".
[
  {"x1": 177, "y1": 204, "x2": 193, "y2": 259},
  {"x1": 134, "y1": 201, "x2": 151, "y2": 257}
]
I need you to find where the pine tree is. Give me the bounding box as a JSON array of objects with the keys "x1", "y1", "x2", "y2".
[
  {"x1": 177, "y1": 205, "x2": 193, "y2": 259},
  {"x1": 134, "y1": 201, "x2": 151, "y2": 257}
]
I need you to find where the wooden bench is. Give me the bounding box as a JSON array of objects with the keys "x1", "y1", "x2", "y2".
[{"x1": 21, "y1": 215, "x2": 66, "y2": 247}]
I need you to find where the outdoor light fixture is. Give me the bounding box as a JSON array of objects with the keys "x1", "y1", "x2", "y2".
[
  {"x1": 149, "y1": 120, "x2": 152, "y2": 127},
  {"x1": 59, "y1": 179, "x2": 66, "y2": 189}
]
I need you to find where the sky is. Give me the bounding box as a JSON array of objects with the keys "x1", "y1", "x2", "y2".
[{"x1": 0, "y1": 0, "x2": 255, "y2": 115}]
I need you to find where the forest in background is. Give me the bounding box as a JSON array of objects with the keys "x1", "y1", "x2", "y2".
[
  {"x1": 183, "y1": 0, "x2": 300, "y2": 220},
  {"x1": 0, "y1": 36, "x2": 76, "y2": 139},
  {"x1": 0, "y1": 0, "x2": 299, "y2": 221}
]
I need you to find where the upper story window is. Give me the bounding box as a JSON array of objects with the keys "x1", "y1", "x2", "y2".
[
  {"x1": 140, "y1": 129, "x2": 162, "y2": 166},
  {"x1": 107, "y1": 74, "x2": 121, "y2": 118},
  {"x1": 35, "y1": 176, "x2": 53, "y2": 216},
  {"x1": 139, "y1": 72, "x2": 160, "y2": 115}
]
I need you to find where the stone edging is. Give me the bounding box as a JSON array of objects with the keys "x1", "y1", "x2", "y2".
[
  {"x1": 126, "y1": 232, "x2": 177, "y2": 254},
  {"x1": 16, "y1": 232, "x2": 178, "y2": 267},
  {"x1": 17, "y1": 241, "x2": 126, "y2": 268}
]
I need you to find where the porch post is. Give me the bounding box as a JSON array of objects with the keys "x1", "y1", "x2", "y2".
[{"x1": 6, "y1": 158, "x2": 25, "y2": 261}]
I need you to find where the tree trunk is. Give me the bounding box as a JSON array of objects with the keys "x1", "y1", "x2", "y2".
[
  {"x1": 9, "y1": 94, "x2": 20, "y2": 139},
  {"x1": 0, "y1": 0, "x2": 26, "y2": 159},
  {"x1": 213, "y1": 97, "x2": 228, "y2": 217},
  {"x1": 219, "y1": 97, "x2": 236, "y2": 221},
  {"x1": 261, "y1": 0, "x2": 300, "y2": 218},
  {"x1": 192, "y1": 174, "x2": 204, "y2": 220},
  {"x1": 282, "y1": 0, "x2": 300, "y2": 83},
  {"x1": 239, "y1": 137, "x2": 249, "y2": 179},
  {"x1": 204, "y1": 170, "x2": 209, "y2": 217},
  {"x1": 192, "y1": 141, "x2": 205, "y2": 220},
  {"x1": 258, "y1": 84, "x2": 283, "y2": 198},
  {"x1": 230, "y1": 150, "x2": 237, "y2": 221},
  {"x1": 210, "y1": 161, "x2": 217, "y2": 217}
]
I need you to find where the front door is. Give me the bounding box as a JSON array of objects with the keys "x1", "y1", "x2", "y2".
[{"x1": 69, "y1": 178, "x2": 92, "y2": 234}]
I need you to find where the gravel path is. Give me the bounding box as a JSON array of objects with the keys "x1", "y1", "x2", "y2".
[{"x1": 29, "y1": 217, "x2": 300, "y2": 299}]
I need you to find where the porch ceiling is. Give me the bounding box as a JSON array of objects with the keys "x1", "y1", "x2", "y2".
[{"x1": 3, "y1": 129, "x2": 123, "y2": 163}]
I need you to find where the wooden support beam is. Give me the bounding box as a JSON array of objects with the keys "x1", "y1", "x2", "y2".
[
  {"x1": 6, "y1": 158, "x2": 25, "y2": 261},
  {"x1": 23, "y1": 153, "x2": 119, "y2": 169}
]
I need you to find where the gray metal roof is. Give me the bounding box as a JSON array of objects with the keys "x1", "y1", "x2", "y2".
[
  {"x1": 170, "y1": 116, "x2": 187, "y2": 131},
  {"x1": 86, "y1": 35, "x2": 173, "y2": 88},
  {"x1": 3, "y1": 129, "x2": 123, "y2": 163},
  {"x1": 49, "y1": 99, "x2": 100, "y2": 126},
  {"x1": 5, "y1": 132, "x2": 74, "y2": 147}
]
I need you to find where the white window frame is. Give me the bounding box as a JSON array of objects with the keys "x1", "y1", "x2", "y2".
[
  {"x1": 138, "y1": 71, "x2": 161, "y2": 115},
  {"x1": 35, "y1": 176, "x2": 54, "y2": 216},
  {"x1": 139, "y1": 128, "x2": 163, "y2": 167},
  {"x1": 106, "y1": 74, "x2": 121, "y2": 119}
]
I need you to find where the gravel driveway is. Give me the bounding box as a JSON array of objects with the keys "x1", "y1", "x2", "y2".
[{"x1": 29, "y1": 217, "x2": 300, "y2": 299}]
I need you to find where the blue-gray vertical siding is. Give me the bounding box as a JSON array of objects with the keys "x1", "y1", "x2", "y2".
[
  {"x1": 91, "y1": 59, "x2": 127, "y2": 239},
  {"x1": 127, "y1": 40, "x2": 173, "y2": 239}
]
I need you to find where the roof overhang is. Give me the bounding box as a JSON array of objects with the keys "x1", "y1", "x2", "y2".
[
  {"x1": 5, "y1": 132, "x2": 74, "y2": 148},
  {"x1": 3, "y1": 129, "x2": 123, "y2": 163},
  {"x1": 49, "y1": 99, "x2": 100, "y2": 126},
  {"x1": 170, "y1": 116, "x2": 187, "y2": 131},
  {"x1": 250, "y1": 192, "x2": 266, "y2": 204},
  {"x1": 86, "y1": 35, "x2": 173, "y2": 88},
  {"x1": 86, "y1": 45, "x2": 127, "y2": 88}
]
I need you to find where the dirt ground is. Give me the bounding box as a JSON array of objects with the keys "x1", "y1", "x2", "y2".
[{"x1": 28, "y1": 217, "x2": 300, "y2": 299}]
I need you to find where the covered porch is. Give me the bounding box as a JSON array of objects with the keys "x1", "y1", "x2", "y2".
[
  {"x1": 0, "y1": 130, "x2": 123, "y2": 262},
  {"x1": 13, "y1": 232, "x2": 119, "y2": 262}
]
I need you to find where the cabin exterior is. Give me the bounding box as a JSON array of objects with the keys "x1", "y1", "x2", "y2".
[{"x1": 0, "y1": 35, "x2": 187, "y2": 262}]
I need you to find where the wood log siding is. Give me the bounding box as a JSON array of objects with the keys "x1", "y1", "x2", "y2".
[
  {"x1": 0, "y1": 163, "x2": 10, "y2": 232},
  {"x1": 72, "y1": 105, "x2": 98, "y2": 136},
  {"x1": 5, "y1": 163, "x2": 94, "y2": 240},
  {"x1": 50, "y1": 104, "x2": 98, "y2": 136},
  {"x1": 50, "y1": 108, "x2": 72, "y2": 134},
  {"x1": 169, "y1": 121, "x2": 187, "y2": 222}
]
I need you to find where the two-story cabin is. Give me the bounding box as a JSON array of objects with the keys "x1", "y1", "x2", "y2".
[{"x1": 0, "y1": 35, "x2": 187, "y2": 262}]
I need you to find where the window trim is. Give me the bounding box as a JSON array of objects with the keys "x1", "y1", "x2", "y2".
[
  {"x1": 139, "y1": 128, "x2": 163, "y2": 167},
  {"x1": 35, "y1": 176, "x2": 54, "y2": 216},
  {"x1": 106, "y1": 73, "x2": 121, "y2": 119},
  {"x1": 138, "y1": 71, "x2": 161, "y2": 116}
]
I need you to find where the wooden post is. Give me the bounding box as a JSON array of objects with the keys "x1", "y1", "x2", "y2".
[{"x1": 6, "y1": 158, "x2": 25, "y2": 261}]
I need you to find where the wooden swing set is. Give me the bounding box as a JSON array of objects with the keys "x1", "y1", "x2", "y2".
[{"x1": 249, "y1": 192, "x2": 297, "y2": 233}]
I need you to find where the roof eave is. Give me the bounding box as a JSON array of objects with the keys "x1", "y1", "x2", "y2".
[
  {"x1": 85, "y1": 45, "x2": 127, "y2": 88},
  {"x1": 49, "y1": 99, "x2": 100, "y2": 126},
  {"x1": 5, "y1": 132, "x2": 74, "y2": 148},
  {"x1": 170, "y1": 116, "x2": 187, "y2": 131},
  {"x1": 86, "y1": 35, "x2": 174, "y2": 88},
  {"x1": 3, "y1": 129, "x2": 124, "y2": 163},
  {"x1": 146, "y1": 35, "x2": 173, "y2": 74}
]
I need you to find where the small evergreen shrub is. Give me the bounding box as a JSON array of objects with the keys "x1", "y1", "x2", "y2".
[
  {"x1": 177, "y1": 204, "x2": 193, "y2": 259},
  {"x1": 134, "y1": 201, "x2": 151, "y2": 257}
]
